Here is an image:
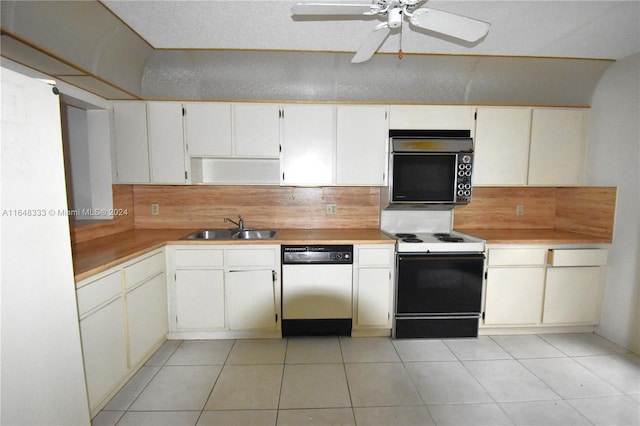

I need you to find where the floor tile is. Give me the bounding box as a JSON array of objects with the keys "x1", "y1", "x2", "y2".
[
  {"x1": 276, "y1": 408, "x2": 355, "y2": 426},
  {"x1": 392, "y1": 339, "x2": 458, "y2": 362},
  {"x1": 226, "y1": 339, "x2": 287, "y2": 364},
  {"x1": 575, "y1": 354, "x2": 640, "y2": 394},
  {"x1": 521, "y1": 357, "x2": 623, "y2": 398},
  {"x1": 490, "y1": 335, "x2": 566, "y2": 359},
  {"x1": 444, "y1": 336, "x2": 513, "y2": 360},
  {"x1": 279, "y1": 364, "x2": 351, "y2": 409},
  {"x1": 116, "y1": 410, "x2": 200, "y2": 425},
  {"x1": 354, "y1": 405, "x2": 435, "y2": 426},
  {"x1": 339, "y1": 337, "x2": 401, "y2": 363},
  {"x1": 464, "y1": 360, "x2": 559, "y2": 402},
  {"x1": 404, "y1": 361, "x2": 494, "y2": 404},
  {"x1": 345, "y1": 362, "x2": 423, "y2": 407},
  {"x1": 129, "y1": 365, "x2": 221, "y2": 411},
  {"x1": 164, "y1": 340, "x2": 233, "y2": 365},
  {"x1": 540, "y1": 333, "x2": 629, "y2": 357},
  {"x1": 568, "y1": 395, "x2": 640, "y2": 426},
  {"x1": 499, "y1": 400, "x2": 592, "y2": 425},
  {"x1": 145, "y1": 340, "x2": 181, "y2": 366},
  {"x1": 102, "y1": 366, "x2": 160, "y2": 411},
  {"x1": 205, "y1": 364, "x2": 283, "y2": 410},
  {"x1": 197, "y1": 410, "x2": 278, "y2": 426},
  {"x1": 286, "y1": 337, "x2": 343, "y2": 364},
  {"x1": 427, "y1": 403, "x2": 514, "y2": 426}
]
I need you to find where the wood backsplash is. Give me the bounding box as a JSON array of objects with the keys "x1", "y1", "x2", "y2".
[
  {"x1": 133, "y1": 185, "x2": 381, "y2": 229},
  {"x1": 454, "y1": 186, "x2": 616, "y2": 240}
]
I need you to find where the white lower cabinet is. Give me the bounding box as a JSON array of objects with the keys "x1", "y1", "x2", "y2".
[
  {"x1": 168, "y1": 245, "x2": 281, "y2": 338},
  {"x1": 482, "y1": 246, "x2": 607, "y2": 330},
  {"x1": 175, "y1": 269, "x2": 225, "y2": 330},
  {"x1": 76, "y1": 249, "x2": 167, "y2": 417},
  {"x1": 352, "y1": 245, "x2": 395, "y2": 335},
  {"x1": 226, "y1": 269, "x2": 277, "y2": 330}
]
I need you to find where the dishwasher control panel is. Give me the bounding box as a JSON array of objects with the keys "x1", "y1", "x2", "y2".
[{"x1": 282, "y1": 245, "x2": 353, "y2": 264}]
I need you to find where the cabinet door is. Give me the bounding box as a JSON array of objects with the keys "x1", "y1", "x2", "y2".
[
  {"x1": 80, "y1": 298, "x2": 128, "y2": 411},
  {"x1": 484, "y1": 267, "x2": 545, "y2": 325},
  {"x1": 389, "y1": 105, "x2": 473, "y2": 130},
  {"x1": 528, "y1": 108, "x2": 586, "y2": 185},
  {"x1": 543, "y1": 266, "x2": 604, "y2": 324},
  {"x1": 113, "y1": 102, "x2": 150, "y2": 183},
  {"x1": 183, "y1": 103, "x2": 232, "y2": 156},
  {"x1": 473, "y1": 107, "x2": 531, "y2": 185},
  {"x1": 147, "y1": 102, "x2": 186, "y2": 184},
  {"x1": 336, "y1": 105, "x2": 388, "y2": 185},
  {"x1": 355, "y1": 268, "x2": 391, "y2": 328},
  {"x1": 233, "y1": 103, "x2": 280, "y2": 157},
  {"x1": 175, "y1": 269, "x2": 225, "y2": 330},
  {"x1": 126, "y1": 273, "x2": 168, "y2": 368},
  {"x1": 281, "y1": 104, "x2": 335, "y2": 186},
  {"x1": 225, "y1": 270, "x2": 277, "y2": 330}
]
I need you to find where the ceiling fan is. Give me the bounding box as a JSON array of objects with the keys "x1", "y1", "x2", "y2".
[{"x1": 291, "y1": 0, "x2": 490, "y2": 63}]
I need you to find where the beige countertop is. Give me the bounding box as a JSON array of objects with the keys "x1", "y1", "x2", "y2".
[{"x1": 72, "y1": 228, "x2": 394, "y2": 281}]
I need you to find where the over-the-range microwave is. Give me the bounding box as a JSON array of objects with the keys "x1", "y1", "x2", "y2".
[{"x1": 386, "y1": 129, "x2": 474, "y2": 209}]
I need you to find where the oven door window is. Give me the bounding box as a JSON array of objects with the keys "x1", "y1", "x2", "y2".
[
  {"x1": 392, "y1": 154, "x2": 456, "y2": 202},
  {"x1": 396, "y1": 254, "x2": 484, "y2": 315}
]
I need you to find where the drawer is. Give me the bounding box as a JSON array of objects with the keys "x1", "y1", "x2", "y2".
[
  {"x1": 226, "y1": 248, "x2": 276, "y2": 267},
  {"x1": 124, "y1": 251, "x2": 165, "y2": 288},
  {"x1": 488, "y1": 248, "x2": 547, "y2": 266},
  {"x1": 77, "y1": 271, "x2": 122, "y2": 316},
  {"x1": 358, "y1": 247, "x2": 393, "y2": 266},
  {"x1": 174, "y1": 249, "x2": 224, "y2": 268},
  {"x1": 549, "y1": 249, "x2": 608, "y2": 267}
]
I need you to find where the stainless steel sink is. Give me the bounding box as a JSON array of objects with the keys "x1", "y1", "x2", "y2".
[
  {"x1": 184, "y1": 229, "x2": 277, "y2": 240},
  {"x1": 185, "y1": 229, "x2": 235, "y2": 240},
  {"x1": 233, "y1": 230, "x2": 278, "y2": 239}
]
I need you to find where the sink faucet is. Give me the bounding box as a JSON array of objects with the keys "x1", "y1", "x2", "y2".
[{"x1": 224, "y1": 215, "x2": 245, "y2": 230}]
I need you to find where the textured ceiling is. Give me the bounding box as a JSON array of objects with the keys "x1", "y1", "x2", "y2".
[{"x1": 102, "y1": 0, "x2": 640, "y2": 60}]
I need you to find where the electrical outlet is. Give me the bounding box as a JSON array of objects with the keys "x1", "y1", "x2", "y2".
[
  {"x1": 516, "y1": 204, "x2": 524, "y2": 216},
  {"x1": 326, "y1": 204, "x2": 337, "y2": 215},
  {"x1": 151, "y1": 203, "x2": 160, "y2": 215}
]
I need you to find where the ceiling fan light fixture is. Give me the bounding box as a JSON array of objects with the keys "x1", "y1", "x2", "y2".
[{"x1": 388, "y1": 7, "x2": 403, "y2": 28}]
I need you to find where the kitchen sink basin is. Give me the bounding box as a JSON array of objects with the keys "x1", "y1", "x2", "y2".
[
  {"x1": 184, "y1": 229, "x2": 277, "y2": 240},
  {"x1": 233, "y1": 230, "x2": 277, "y2": 239}
]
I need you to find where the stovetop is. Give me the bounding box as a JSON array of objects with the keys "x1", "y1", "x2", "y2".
[{"x1": 386, "y1": 231, "x2": 485, "y2": 253}]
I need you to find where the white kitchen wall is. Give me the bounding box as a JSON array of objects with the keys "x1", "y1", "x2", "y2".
[{"x1": 586, "y1": 52, "x2": 640, "y2": 353}]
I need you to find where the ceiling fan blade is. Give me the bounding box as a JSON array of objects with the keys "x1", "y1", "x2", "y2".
[
  {"x1": 409, "y1": 8, "x2": 490, "y2": 42},
  {"x1": 351, "y1": 23, "x2": 391, "y2": 63},
  {"x1": 292, "y1": 3, "x2": 373, "y2": 16}
]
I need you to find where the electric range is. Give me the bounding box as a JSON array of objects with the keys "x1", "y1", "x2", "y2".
[{"x1": 386, "y1": 230, "x2": 485, "y2": 253}]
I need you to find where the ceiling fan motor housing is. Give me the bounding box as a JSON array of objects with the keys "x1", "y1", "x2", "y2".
[{"x1": 388, "y1": 7, "x2": 403, "y2": 28}]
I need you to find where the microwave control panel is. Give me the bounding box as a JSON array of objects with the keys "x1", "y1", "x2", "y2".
[{"x1": 455, "y1": 153, "x2": 473, "y2": 203}]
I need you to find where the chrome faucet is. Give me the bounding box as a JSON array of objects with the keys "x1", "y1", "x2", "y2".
[{"x1": 224, "y1": 215, "x2": 245, "y2": 230}]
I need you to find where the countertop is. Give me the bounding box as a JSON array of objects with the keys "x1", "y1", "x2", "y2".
[
  {"x1": 456, "y1": 228, "x2": 612, "y2": 245},
  {"x1": 72, "y1": 228, "x2": 394, "y2": 281}
]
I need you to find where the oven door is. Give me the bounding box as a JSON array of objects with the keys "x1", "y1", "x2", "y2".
[
  {"x1": 396, "y1": 253, "x2": 484, "y2": 315},
  {"x1": 391, "y1": 153, "x2": 457, "y2": 203}
]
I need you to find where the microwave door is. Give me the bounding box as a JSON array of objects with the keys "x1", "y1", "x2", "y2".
[{"x1": 391, "y1": 154, "x2": 456, "y2": 203}]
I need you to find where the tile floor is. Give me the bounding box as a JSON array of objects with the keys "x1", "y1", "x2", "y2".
[{"x1": 92, "y1": 333, "x2": 640, "y2": 426}]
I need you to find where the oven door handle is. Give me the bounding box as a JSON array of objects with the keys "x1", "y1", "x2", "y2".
[
  {"x1": 398, "y1": 254, "x2": 485, "y2": 261},
  {"x1": 395, "y1": 314, "x2": 481, "y2": 319}
]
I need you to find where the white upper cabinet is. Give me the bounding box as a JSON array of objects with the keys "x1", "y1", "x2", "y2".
[
  {"x1": 473, "y1": 107, "x2": 532, "y2": 185},
  {"x1": 113, "y1": 102, "x2": 150, "y2": 183},
  {"x1": 389, "y1": 105, "x2": 474, "y2": 130},
  {"x1": 281, "y1": 104, "x2": 335, "y2": 186},
  {"x1": 233, "y1": 103, "x2": 281, "y2": 158},
  {"x1": 147, "y1": 102, "x2": 187, "y2": 184},
  {"x1": 336, "y1": 105, "x2": 389, "y2": 186},
  {"x1": 528, "y1": 108, "x2": 586, "y2": 185},
  {"x1": 183, "y1": 103, "x2": 232, "y2": 156},
  {"x1": 473, "y1": 106, "x2": 587, "y2": 186}
]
